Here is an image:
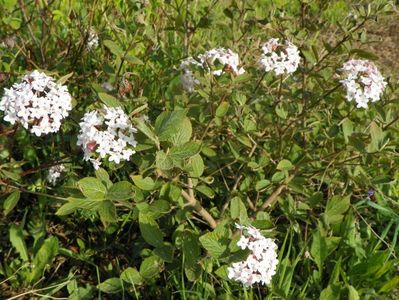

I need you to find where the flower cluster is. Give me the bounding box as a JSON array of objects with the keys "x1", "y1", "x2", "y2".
[
  {"x1": 228, "y1": 224, "x2": 279, "y2": 287},
  {"x1": 47, "y1": 164, "x2": 66, "y2": 185},
  {"x1": 77, "y1": 106, "x2": 137, "y2": 169},
  {"x1": 180, "y1": 48, "x2": 245, "y2": 92},
  {"x1": 0, "y1": 70, "x2": 72, "y2": 136},
  {"x1": 259, "y1": 38, "x2": 301, "y2": 75},
  {"x1": 87, "y1": 27, "x2": 99, "y2": 50},
  {"x1": 340, "y1": 59, "x2": 386, "y2": 108},
  {"x1": 198, "y1": 48, "x2": 246, "y2": 76}
]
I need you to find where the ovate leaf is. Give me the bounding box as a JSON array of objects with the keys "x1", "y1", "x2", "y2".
[
  {"x1": 106, "y1": 181, "x2": 133, "y2": 201},
  {"x1": 3, "y1": 191, "x2": 20, "y2": 216},
  {"x1": 9, "y1": 224, "x2": 29, "y2": 261},
  {"x1": 139, "y1": 213, "x2": 164, "y2": 247},
  {"x1": 97, "y1": 278, "x2": 122, "y2": 294},
  {"x1": 78, "y1": 177, "x2": 107, "y2": 200}
]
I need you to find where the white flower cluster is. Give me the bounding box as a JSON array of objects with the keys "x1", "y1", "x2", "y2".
[
  {"x1": 259, "y1": 38, "x2": 301, "y2": 75},
  {"x1": 180, "y1": 48, "x2": 245, "y2": 92},
  {"x1": 87, "y1": 27, "x2": 99, "y2": 50},
  {"x1": 340, "y1": 59, "x2": 386, "y2": 108},
  {"x1": 228, "y1": 224, "x2": 279, "y2": 287},
  {"x1": 47, "y1": 164, "x2": 66, "y2": 185},
  {"x1": 77, "y1": 106, "x2": 137, "y2": 169},
  {"x1": 0, "y1": 70, "x2": 72, "y2": 136}
]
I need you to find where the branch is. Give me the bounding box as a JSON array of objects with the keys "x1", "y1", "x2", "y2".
[
  {"x1": 260, "y1": 174, "x2": 295, "y2": 211},
  {"x1": 182, "y1": 178, "x2": 217, "y2": 229}
]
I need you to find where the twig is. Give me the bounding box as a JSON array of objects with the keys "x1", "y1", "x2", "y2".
[
  {"x1": 260, "y1": 174, "x2": 295, "y2": 211},
  {"x1": 181, "y1": 179, "x2": 217, "y2": 229}
]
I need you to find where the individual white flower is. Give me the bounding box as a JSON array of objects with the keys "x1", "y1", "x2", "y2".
[
  {"x1": 77, "y1": 105, "x2": 137, "y2": 169},
  {"x1": 228, "y1": 224, "x2": 279, "y2": 287},
  {"x1": 47, "y1": 164, "x2": 66, "y2": 185},
  {"x1": 340, "y1": 59, "x2": 386, "y2": 108},
  {"x1": 259, "y1": 38, "x2": 301, "y2": 75},
  {"x1": 87, "y1": 27, "x2": 99, "y2": 50},
  {"x1": 0, "y1": 70, "x2": 72, "y2": 136},
  {"x1": 179, "y1": 48, "x2": 245, "y2": 92}
]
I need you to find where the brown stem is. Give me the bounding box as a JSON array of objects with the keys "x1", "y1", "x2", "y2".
[
  {"x1": 260, "y1": 174, "x2": 295, "y2": 211},
  {"x1": 181, "y1": 179, "x2": 217, "y2": 229}
]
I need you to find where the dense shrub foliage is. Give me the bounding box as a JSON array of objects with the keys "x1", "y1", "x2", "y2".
[{"x1": 0, "y1": 0, "x2": 399, "y2": 298}]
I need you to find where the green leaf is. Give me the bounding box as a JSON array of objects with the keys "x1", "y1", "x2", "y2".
[
  {"x1": 255, "y1": 179, "x2": 270, "y2": 191},
  {"x1": 9, "y1": 224, "x2": 29, "y2": 261},
  {"x1": 131, "y1": 175, "x2": 156, "y2": 191},
  {"x1": 29, "y1": 236, "x2": 59, "y2": 283},
  {"x1": 103, "y1": 40, "x2": 124, "y2": 57},
  {"x1": 168, "y1": 117, "x2": 192, "y2": 146},
  {"x1": 57, "y1": 72, "x2": 74, "y2": 85},
  {"x1": 311, "y1": 229, "x2": 327, "y2": 272},
  {"x1": 134, "y1": 118, "x2": 160, "y2": 147},
  {"x1": 379, "y1": 276, "x2": 399, "y2": 293},
  {"x1": 196, "y1": 185, "x2": 215, "y2": 198},
  {"x1": 95, "y1": 168, "x2": 113, "y2": 188},
  {"x1": 187, "y1": 154, "x2": 204, "y2": 177},
  {"x1": 155, "y1": 110, "x2": 187, "y2": 142},
  {"x1": 275, "y1": 103, "x2": 288, "y2": 119},
  {"x1": 153, "y1": 243, "x2": 174, "y2": 263},
  {"x1": 125, "y1": 55, "x2": 144, "y2": 65},
  {"x1": 156, "y1": 150, "x2": 174, "y2": 170},
  {"x1": 56, "y1": 198, "x2": 100, "y2": 215},
  {"x1": 182, "y1": 231, "x2": 200, "y2": 266},
  {"x1": 97, "y1": 200, "x2": 117, "y2": 226},
  {"x1": 120, "y1": 267, "x2": 143, "y2": 286},
  {"x1": 347, "y1": 285, "x2": 360, "y2": 300},
  {"x1": 139, "y1": 256, "x2": 163, "y2": 281},
  {"x1": 277, "y1": 159, "x2": 293, "y2": 171},
  {"x1": 230, "y1": 197, "x2": 248, "y2": 222},
  {"x1": 320, "y1": 284, "x2": 341, "y2": 300},
  {"x1": 350, "y1": 49, "x2": 379, "y2": 61},
  {"x1": 3, "y1": 191, "x2": 20, "y2": 216},
  {"x1": 78, "y1": 177, "x2": 107, "y2": 200},
  {"x1": 342, "y1": 118, "x2": 353, "y2": 144},
  {"x1": 97, "y1": 278, "x2": 122, "y2": 294},
  {"x1": 325, "y1": 195, "x2": 350, "y2": 224},
  {"x1": 98, "y1": 92, "x2": 121, "y2": 108},
  {"x1": 216, "y1": 102, "x2": 230, "y2": 117},
  {"x1": 368, "y1": 121, "x2": 385, "y2": 152},
  {"x1": 169, "y1": 141, "x2": 201, "y2": 161},
  {"x1": 199, "y1": 230, "x2": 228, "y2": 258},
  {"x1": 106, "y1": 181, "x2": 133, "y2": 200},
  {"x1": 139, "y1": 213, "x2": 164, "y2": 247}
]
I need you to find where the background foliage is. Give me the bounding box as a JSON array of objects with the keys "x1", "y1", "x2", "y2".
[{"x1": 1, "y1": 0, "x2": 399, "y2": 299}]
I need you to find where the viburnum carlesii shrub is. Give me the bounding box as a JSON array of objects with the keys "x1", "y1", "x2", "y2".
[
  {"x1": 47, "y1": 164, "x2": 66, "y2": 185},
  {"x1": 259, "y1": 38, "x2": 301, "y2": 75},
  {"x1": 228, "y1": 224, "x2": 279, "y2": 287},
  {"x1": 77, "y1": 105, "x2": 137, "y2": 169},
  {"x1": 340, "y1": 59, "x2": 387, "y2": 108},
  {"x1": 180, "y1": 48, "x2": 245, "y2": 92},
  {"x1": 0, "y1": 70, "x2": 72, "y2": 136}
]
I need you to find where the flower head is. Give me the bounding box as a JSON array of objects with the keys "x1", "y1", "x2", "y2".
[
  {"x1": 47, "y1": 164, "x2": 66, "y2": 185},
  {"x1": 179, "y1": 48, "x2": 245, "y2": 92},
  {"x1": 259, "y1": 38, "x2": 301, "y2": 75},
  {"x1": 87, "y1": 27, "x2": 99, "y2": 50},
  {"x1": 340, "y1": 59, "x2": 386, "y2": 108},
  {"x1": 77, "y1": 106, "x2": 137, "y2": 169},
  {"x1": 0, "y1": 70, "x2": 72, "y2": 136},
  {"x1": 228, "y1": 224, "x2": 279, "y2": 287}
]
